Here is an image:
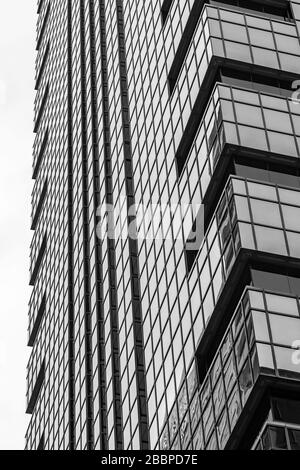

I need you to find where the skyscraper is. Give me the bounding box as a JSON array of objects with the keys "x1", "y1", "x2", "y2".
[{"x1": 27, "y1": 0, "x2": 300, "y2": 450}]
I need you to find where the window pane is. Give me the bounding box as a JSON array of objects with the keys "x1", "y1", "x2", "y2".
[
  {"x1": 282, "y1": 205, "x2": 300, "y2": 231},
  {"x1": 250, "y1": 199, "x2": 281, "y2": 227},
  {"x1": 254, "y1": 226, "x2": 287, "y2": 255},
  {"x1": 232, "y1": 88, "x2": 260, "y2": 105},
  {"x1": 268, "y1": 131, "x2": 297, "y2": 156},
  {"x1": 248, "y1": 290, "x2": 264, "y2": 309},
  {"x1": 239, "y1": 359, "x2": 253, "y2": 405},
  {"x1": 222, "y1": 23, "x2": 248, "y2": 43},
  {"x1": 287, "y1": 232, "x2": 300, "y2": 258},
  {"x1": 289, "y1": 429, "x2": 300, "y2": 450},
  {"x1": 275, "y1": 34, "x2": 300, "y2": 54},
  {"x1": 251, "y1": 269, "x2": 290, "y2": 294},
  {"x1": 224, "y1": 41, "x2": 252, "y2": 62},
  {"x1": 272, "y1": 397, "x2": 300, "y2": 424},
  {"x1": 238, "y1": 126, "x2": 268, "y2": 150},
  {"x1": 269, "y1": 314, "x2": 300, "y2": 346},
  {"x1": 275, "y1": 346, "x2": 300, "y2": 378},
  {"x1": 252, "y1": 311, "x2": 270, "y2": 342},
  {"x1": 227, "y1": 385, "x2": 241, "y2": 430},
  {"x1": 266, "y1": 293, "x2": 299, "y2": 317},
  {"x1": 268, "y1": 426, "x2": 288, "y2": 450},
  {"x1": 256, "y1": 343, "x2": 274, "y2": 370},
  {"x1": 279, "y1": 188, "x2": 300, "y2": 206},
  {"x1": 235, "y1": 103, "x2": 263, "y2": 127}
]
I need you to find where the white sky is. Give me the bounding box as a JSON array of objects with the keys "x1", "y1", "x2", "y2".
[{"x1": 0, "y1": 0, "x2": 36, "y2": 449}]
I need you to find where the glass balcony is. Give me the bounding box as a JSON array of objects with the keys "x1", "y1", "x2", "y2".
[
  {"x1": 160, "y1": 287, "x2": 300, "y2": 450},
  {"x1": 179, "y1": 82, "x2": 300, "y2": 202},
  {"x1": 173, "y1": 3, "x2": 300, "y2": 104},
  {"x1": 187, "y1": 175, "x2": 300, "y2": 343},
  {"x1": 172, "y1": 4, "x2": 300, "y2": 174},
  {"x1": 253, "y1": 423, "x2": 300, "y2": 450},
  {"x1": 164, "y1": 1, "x2": 297, "y2": 78},
  {"x1": 159, "y1": 172, "x2": 300, "y2": 450}
]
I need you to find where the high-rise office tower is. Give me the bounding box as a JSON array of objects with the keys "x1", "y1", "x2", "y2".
[{"x1": 27, "y1": 0, "x2": 300, "y2": 450}]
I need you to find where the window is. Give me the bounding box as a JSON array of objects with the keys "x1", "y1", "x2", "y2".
[
  {"x1": 271, "y1": 398, "x2": 300, "y2": 425},
  {"x1": 260, "y1": 426, "x2": 288, "y2": 450},
  {"x1": 210, "y1": 0, "x2": 293, "y2": 23},
  {"x1": 161, "y1": 0, "x2": 173, "y2": 24},
  {"x1": 234, "y1": 161, "x2": 300, "y2": 190},
  {"x1": 220, "y1": 68, "x2": 294, "y2": 99},
  {"x1": 269, "y1": 314, "x2": 300, "y2": 346},
  {"x1": 289, "y1": 429, "x2": 300, "y2": 450},
  {"x1": 251, "y1": 269, "x2": 300, "y2": 296}
]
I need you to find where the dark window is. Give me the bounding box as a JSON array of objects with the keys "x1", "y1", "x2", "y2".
[
  {"x1": 251, "y1": 269, "x2": 300, "y2": 296},
  {"x1": 161, "y1": 0, "x2": 173, "y2": 24},
  {"x1": 37, "y1": 433, "x2": 45, "y2": 450},
  {"x1": 271, "y1": 398, "x2": 300, "y2": 425},
  {"x1": 31, "y1": 180, "x2": 47, "y2": 231},
  {"x1": 26, "y1": 361, "x2": 45, "y2": 414},
  {"x1": 35, "y1": 42, "x2": 50, "y2": 91},
  {"x1": 33, "y1": 129, "x2": 48, "y2": 180},
  {"x1": 261, "y1": 426, "x2": 288, "y2": 450},
  {"x1": 234, "y1": 161, "x2": 300, "y2": 190},
  {"x1": 175, "y1": 64, "x2": 297, "y2": 178},
  {"x1": 36, "y1": 3, "x2": 50, "y2": 51},
  {"x1": 37, "y1": 0, "x2": 44, "y2": 15},
  {"x1": 220, "y1": 68, "x2": 293, "y2": 98},
  {"x1": 289, "y1": 429, "x2": 300, "y2": 450},
  {"x1": 210, "y1": 0, "x2": 293, "y2": 22},
  {"x1": 169, "y1": 0, "x2": 294, "y2": 95},
  {"x1": 34, "y1": 84, "x2": 49, "y2": 133},
  {"x1": 28, "y1": 294, "x2": 46, "y2": 347},
  {"x1": 30, "y1": 234, "x2": 47, "y2": 286}
]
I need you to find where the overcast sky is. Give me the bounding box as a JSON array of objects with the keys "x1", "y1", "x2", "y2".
[{"x1": 0, "y1": 0, "x2": 36, "y2": 449}]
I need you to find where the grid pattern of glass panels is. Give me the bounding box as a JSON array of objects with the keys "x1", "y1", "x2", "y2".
[
  {"x1": 233, "y1": 177, "x2": 300, "y2": 259},
  {"x1": 180, "y1": 83, "x2": 300, "y2": 211},
  {"x1": 161, "y1": 287, "x2": 300, "y2": 450},
  {"x1": 163, "y1": 0, "x2": 195, "y2": 70},
  {"x1": 27, "y1": 0, "x2": 300, "y2": 451},
  {"x1": 27, "y1": 0, "x2": 70, "y2": 450},
  {"x1": 158, "y1": 175, "x2": 300, "y2": 449},
  {"x1": 254, "y1": 423, "x2": 300, "y2": 450},
  {"x1": 170, "y1": 3, "x2": 300, "y2": 155},
  {"x1": 105, "y1": 0, "x2": 141, "y2": 450}
]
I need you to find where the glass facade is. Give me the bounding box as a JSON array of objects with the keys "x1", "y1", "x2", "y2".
[
  {"x1": 160, "y1": 287, "x2": 300, "y2": 450},
  {"x1": 26, "y1": 0, "x2": 300, "y2": 450},
  {"x1": 254, "y1": 423, "x2": 300, "y2": 450}
]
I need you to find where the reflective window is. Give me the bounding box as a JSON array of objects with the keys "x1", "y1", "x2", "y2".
[
  {"x1": 210, "y1": 0, "x2": 294, "y2": 22},
  {"x1": 250, "y1": 199, "x2": 281, "y2": 227},
  {"x1": 269, "y1": 314, "x2": 300, "y2": 346},
  {"x1": 251, "y1": 269, "x2": 300, "y2": 296},
  {"x1": 255, "y1": 226, "x2": 287, "y2": 255},
  {"x1": 272, "y1": 398, "x2": 300, "y2": 425}
]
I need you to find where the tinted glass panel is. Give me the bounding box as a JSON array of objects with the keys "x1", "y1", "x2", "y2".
[
  {"x1": 268, "y1": 426, "x2": 288, "y2": 450},
  {"x1": 210, "y1": 0, "x2": 293, "y2": 22},
  {"x1": 221, "y1": 68, "x2": 293, "y2": 98},
  {"x1": 234, "y1": 163, "x2": 300, "y2": 189},
  {"x1": 289, "y1": 429, "x2": 300, "y2": 450},
  {"x1": 272, "y1": 398, "x2": 300, "y2": 425},
  {"x1": 251, "y1": 270, "x2": 300, "y2": 296}
]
